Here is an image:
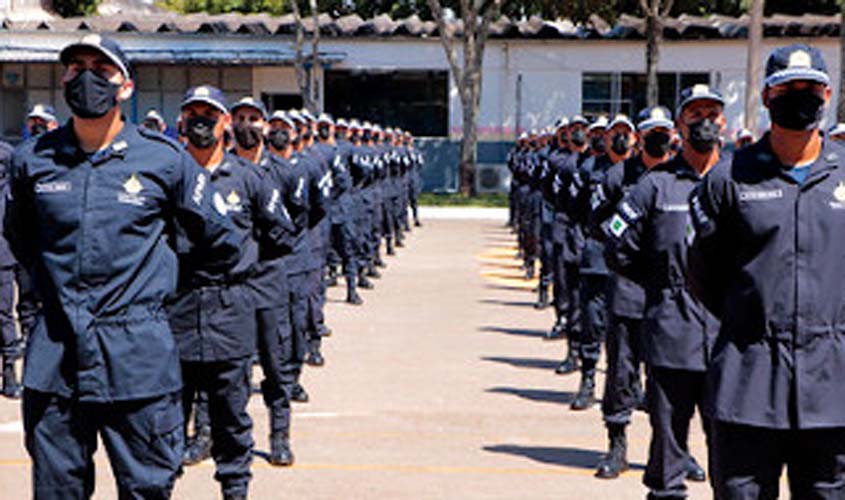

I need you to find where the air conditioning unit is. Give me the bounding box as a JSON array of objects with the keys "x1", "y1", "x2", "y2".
[{"x1": 475, "y1": 163, "x2": 510, "y2": 194}]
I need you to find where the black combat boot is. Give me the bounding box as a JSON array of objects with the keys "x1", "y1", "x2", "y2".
[
  {"x1": 386, "y1": 237, "x2": 395, "y2": 256},
  {"x1": 1, "y1": 357, "x2": 21, "y2": 399},
  {"x1": 223, "y1": 495, "x2": 246, "y2": 500},
  {"x1": 686, "y1": 456, "x2": 706, "y2": 482},
  {"x1": 182, "y1": 425, "x2": 212, "y2": 465},
  {"x1": 326, "y1": 266, "x2": 338, "y2": 287},
  {"x1": 570, "y1": 371, "x2": 596, "y2": 410},
  {"x1": 269, "y1": 402, "x2": 294, "y2": 466},
  {"x1": 306, "y1": 349, "x2": 325, "y2": 367},
  {"x1": 534, "y1": 285, "x2": 549, "y2": 310},
  {"x1": 555, "y1": 340, "x2": 579, "y2": 374},
  {"x1": 366, "y1": 263, "x2": 382, "y2": 279},
  {"x1": 545, "y1": 317, "x2": 566, "y2": 341},
  {"x1": 346, "y1": 280, "x2": 364, "y2": 305},
  {"x1": 358, "y1": 272, "x2": 374, "y2": 290},
  {"x1": 291, "y1": 383, "x2": 309, "y2": 403},
  {"x1": 374, "y1": 251, "x2": 387, "y2": 268},
  {"x1": 595, "y1": 424, "x2": 629, "y2": 479},
  {"x1": 414, "y1": 219, "x2": 421, "y2": 227}
]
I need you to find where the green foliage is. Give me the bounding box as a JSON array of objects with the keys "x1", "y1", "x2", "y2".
[{"x1": 53, "y1": 0, "x2": 101, "y2": 17}]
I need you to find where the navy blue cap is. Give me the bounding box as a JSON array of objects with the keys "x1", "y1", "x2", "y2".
[
  {"x1": 677, "y1": 84, "x2": 724, "y2": 113},
  {"x1": 60, "y1": 34, "x2": 131, "y2": 79},
  {"x1": 765, "y1": 44, "x2": 830, "y2": 87},
  {"x1": 637, "y1": 106, "x2": 673, "y2": 131},
  {"x1": 230, "y1": 97, "x2": 267, "y2": 119},
  {"x1": 27, "y1": 103, "x2": 57, "y2": 122},
  {"x1": 181, "y1": 85, "x2": 228, "y2": 114}
]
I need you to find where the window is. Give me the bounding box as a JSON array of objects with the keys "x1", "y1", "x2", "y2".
[
  {"x1": 582, "y1": 71, "x2": 710, "y2": 120},
  {"x1": 261, "y1": 93, "x2": 303, "y2": 114},
  {"x1": 324, "y1": 70, "x2": 448, "y2": 137}
]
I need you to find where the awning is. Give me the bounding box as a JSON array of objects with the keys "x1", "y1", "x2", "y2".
[{"x1": 0, "y1": 45, "x2": 346, "y2": 66}]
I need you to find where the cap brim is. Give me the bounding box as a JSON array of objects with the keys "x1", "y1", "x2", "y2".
[
  {"x1": 637, "y1": 118, "x2": 674, "y2": 131},
  {"x1": 269, "y1": 116, "x2": 295, "y2": 128},
  {"x1": 60, "y1": 42, "x2": 130, "y2": 79},
  {"x1": 679, "y1": 94, "x2": 725, "y2": 112},
  {"x1": 27, "y1": 111, "x2": 56, "y2": 122},
  {"x1": 765, "y1": 68, "x2": 830, "y2": 88},
  {"x1": 230, "y1": 103, "x2": 267, "y2": 119},
  {"x1": 609, "y1": 119, "x2": 635, "y2": 130},
  {"x1": 181, "y1": 96, "x2": 228, "y2": 114}
]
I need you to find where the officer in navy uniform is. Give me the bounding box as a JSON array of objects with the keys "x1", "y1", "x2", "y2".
[
  {"x1": 535, "y1": 127, "x2": 557, "y2": 309},
  {"x1": 5, "y1": 35, "x2": 241, "y2": 499},
  {"x1": 606, "y1": 84, "x2": 727, "y2": 499},
  {"x1": 171, "y1": 85, "x2": 300, "y2": 499},
  {"x1": 264, "y1": 110, "x2": 312, "y2": 460},
  {"x1": 568, "y1": 115, "x2": 629, "y2": 411},
  {"x1": 406, "y1": 131, "x2": 423, "y2": 227},
  {"x1": 552, "y1": 115, "x2": 590, "y2": 373},
  {"x1": 0, "y1": 139, "x2": 21, "y2": 399},
  {"x1": 544, "y1": 118, "x2": 571, "y2": 339},
  {"x1": 689, "y1": 45, "x2": 845, "y2": 499},
  {"x1": 348, "y1": 120, "x2": 378, "y2": 288},
  {"x1": 320, "y1": 116, "x2": 364, "y2": 305},
  {"x1": 593, "y1": 106, "x2": 674, "y2": 478},
  {"x1": 25, "y1": 104, "x2": 59, "y2": 138}
]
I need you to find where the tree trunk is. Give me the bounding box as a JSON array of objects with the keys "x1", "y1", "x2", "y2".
[
  {"x1": 745, "y1": 0, "x2": 764, "y2": 131},
  {"x1": 459, "y1": 69, "x2": 483, "y2": 196},
  {"x1": 838, "y1": 0, "x2": 845, "y2": 121},
  {"x1": 309, "y1": 0, "x2": 320, "y2": 113},
  {"x1": 645, "y1": 12, "x2": 660, "y2": 107},
  {"x1": 291, "y1": 0, "x2": 313, "y2": 111}
]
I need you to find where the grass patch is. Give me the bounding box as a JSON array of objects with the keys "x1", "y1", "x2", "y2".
[{"x1": 419, "y1": 192, "x2": 508, "y2": 208}]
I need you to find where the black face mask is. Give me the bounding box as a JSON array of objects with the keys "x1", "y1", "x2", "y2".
[
  {"x1": 140, "y1": 120, "x2": 160, "y2": 132},
  {"x1": 267, "y1": 128, "x2": 291, "y2": 151},
  {"x1": 362, "y1": 130, "x2": 372, "y2": 142},
  {"x1": 686, "y1": 118, "x2": 721, "y2": 153},
  {"x1": 610, "y1": 133, "x2": 631, "y2": 155},
  {"x1": 570, "y1": 129, "x2": 587, "y2": 147},
  {"x1": 185, "y1": 116, "x2": 218, "y2": 149},
  {"x1": 590, "y1": 135, "x2": 607, "y2": 154},
  {"x1": 768, "y1": 90, "x2": 826, "y2": 131},
  {"x1": 29, "y1": 123, "x2": 48, "y2": 137},
  {"x1": 643, "y1": 131, "x2": 673, "y2": 159},
  {"x1": 64, "y1": 69, "x2": 121, "y2": 119},
  {"x1": 302, "y1": 128, "x2": 313, "y2": 141},
  {"x1": 350, "y1": 131, "x2": 361, "y2": 143},
  {"x1": 317, "y1": 126, "x2": 331, "y2": 141},
  {"x1": 233, "y1": 121, "x2": 262, "y2": 150}
]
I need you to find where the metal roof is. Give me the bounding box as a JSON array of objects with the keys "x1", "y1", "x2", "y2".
[{"x1": 1, "y1": 11, "x2": 843, "y2": 40}]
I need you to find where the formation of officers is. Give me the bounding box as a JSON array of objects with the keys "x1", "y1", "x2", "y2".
[
  {"x1": 508, "y1": 43, "x2": 845, "y2": 499},
  {"x1": 0, "y1": 34, "x2": 425, "y2": 500}
]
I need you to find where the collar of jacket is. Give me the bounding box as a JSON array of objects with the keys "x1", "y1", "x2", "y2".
[{"x1": 753, "y1": 132, "x2": 841, "y2": 186}]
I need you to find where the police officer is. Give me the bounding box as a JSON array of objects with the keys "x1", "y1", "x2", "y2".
[
  {"x1": 0, "y1": 138, "x2": 20, "y2": 399},
  {"x1": 689, "y1": 45, "x2": 845, "y2": 499},
  {"x1": 348, "y1": 120, "x2": 378, "y2": 288},
  {"x1": 553, "y1": 115, "x2": 590, "y2": 373},
  {"x1": 263, "y1": 110, "x2": 312, "y2": 458},
  {"x1": 319, "y1": 115, "x2": 364, "y2": 305},
  {"x1": 568, "y1": 115, "x2": 626, "y2": 410},
  {"x1": 5, "y1": 35, "x2": 241, "y2": 499},
  {"x1": 593, "y1": 106, "x2": 674, "y2": 478},
  {"x1": 406, "y1": 131, "x2": 424, "y2": 227},
  {"x1": 535, "y1": 126, "x2": 558, "y2": 310},
  {"x1": 544, "y1": 118, "x2": 571, "y2": 339},
  {"x1": 141, "y1": 109, "x2": 167, "y2": 134},
  {"x1": 172, "y1": 85, "x2": 299, "y2": 498},
  {"x1": 25, "y1": 104, "x2": 58, "y2": 139},
  {"x1": 828, "y1": 122, "x2": 845, "y2": 143},
  {"x1": 606, "y1": 84, "x2": 726, "y2": 499}
]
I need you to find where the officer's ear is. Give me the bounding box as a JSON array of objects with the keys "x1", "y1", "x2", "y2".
[
  {"x1": 116, "y1": 78, "x2": 134, "y2": 103},
  {"x1": 761, "y1": 87, "x2": 771, "y2": 109},
  {"x1": 824, "y1": 85, "x2": 833, "y2": 105}
]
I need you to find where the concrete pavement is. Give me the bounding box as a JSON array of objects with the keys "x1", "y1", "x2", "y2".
[{"x1": 0, "y1": 216, "x2": 710, "y2": 499}]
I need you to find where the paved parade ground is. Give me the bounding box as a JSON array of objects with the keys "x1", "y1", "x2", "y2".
[{"x1": 0, "y1": 211, "x2": 709, "y2": 499}]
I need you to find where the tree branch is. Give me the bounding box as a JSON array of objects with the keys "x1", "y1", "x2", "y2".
[
  {"x1": 427, "y1": 0, "x2": 465, "y2": 89},
  {"x1": 659, "y1": 0, "x2": 674, "y2": 19}
]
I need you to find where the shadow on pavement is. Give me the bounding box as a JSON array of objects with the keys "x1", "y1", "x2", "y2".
[
  {"x1": 481, "y1": 356, "x2": 559, "y2": 370},
  {"x1": 479, "y1": 299, "x2": 536, "y2": 308},
  {"x1": 482, "y1": 444, "x2": 646, "y2": 471},
  {"x1": 486, "y1": 386, "x2": 576, "y2": 405},
  {"x1": 479, "y1": 326, "x2": 546, "y2": 339},
  {"x1": 483, "y1": 284, "x2": 535, "y2": 293}
]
